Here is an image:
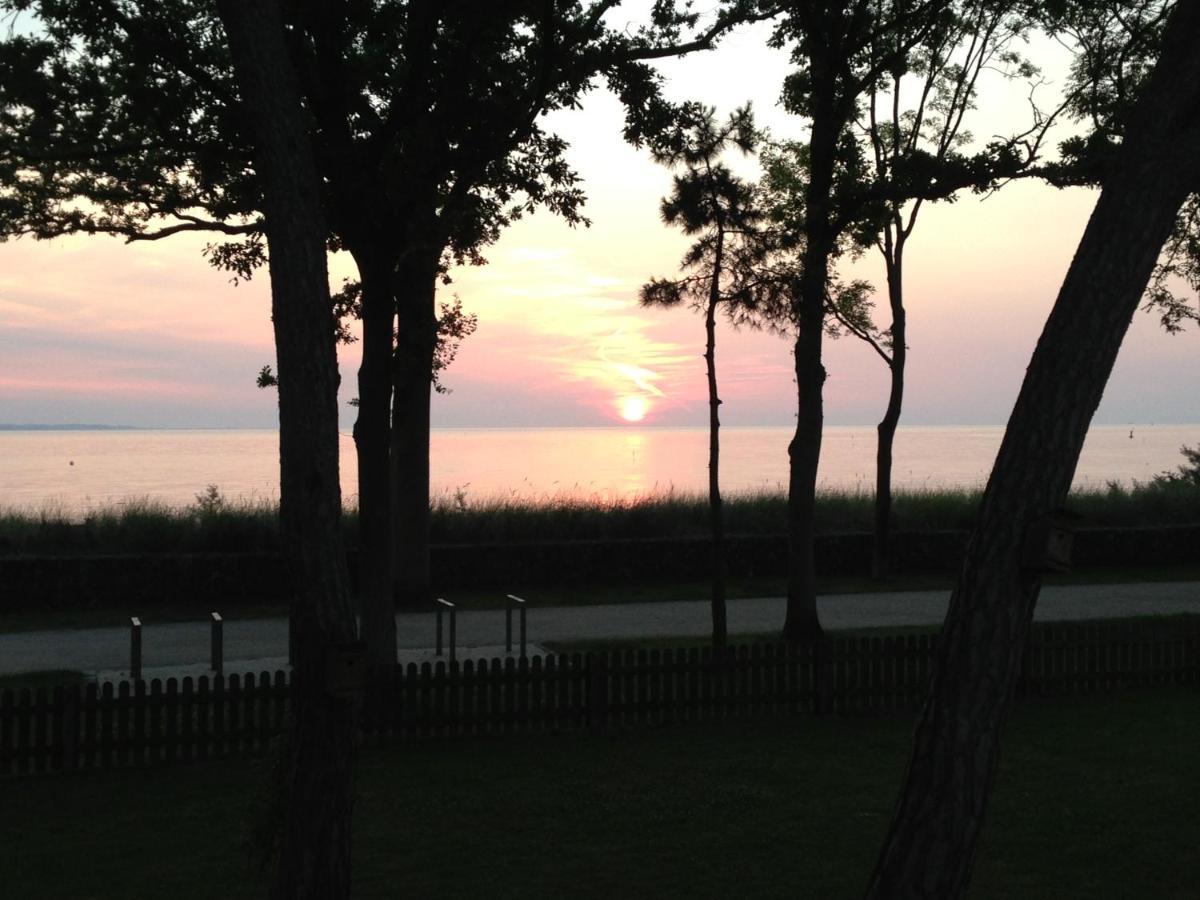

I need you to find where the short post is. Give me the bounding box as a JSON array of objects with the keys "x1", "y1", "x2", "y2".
[
  {"x1": 436, "y1": 598, "x2": 456, "y2": 663},
  {"x1": 506, "y1": 594, "x2": 527, "y2": 657},
  {"x1": 130, "y1": 616, "x2": 142, "y2": 681},
  {"x1": 210, "y1": 612, "x2": 224, "y2": 676},
  {"x1": 287, "y1": 607, "x2": 295, "y2": 666},
  {"x1": 436, "y1": 600, "x2": 444, "y2": 655}
]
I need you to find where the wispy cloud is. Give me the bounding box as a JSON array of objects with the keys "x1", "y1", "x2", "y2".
[
  {"x1": 0, "y1": 373, "x2": 207, "y2": 398},
  {"x1": 1, "y1": 233, "x2": 275, "y2": 349}
]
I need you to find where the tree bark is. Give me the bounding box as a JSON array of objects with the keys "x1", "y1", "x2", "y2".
[
  {"x1": 392, "y1": 250, "x2": 439, "y2": 610},
  {"x1": 866, "y1": 5, "x2": 1200, "y2": 896},
  {"x1": 351, "y1": 248, "x2": 397, "y2": 667},
  {"x1": 705, "y1": 230, "x2": 728, "y2": 651},
  {"x1": 872, "y1": 250, "x2": 905, "y2": 580},
  {"x1": 217, "y1": 3, "x2": 359, "y2": 897}
]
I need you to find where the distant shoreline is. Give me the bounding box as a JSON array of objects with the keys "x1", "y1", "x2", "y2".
[
  {"x1": 2, "y1": 422, "x2": 1195, "y2": 433},
  {"x1": 0, "y1": 424, "x2": 138, "y2": 432}
]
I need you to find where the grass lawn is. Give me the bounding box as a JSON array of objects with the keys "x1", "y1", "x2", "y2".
[{"x1": 2, "y1": 687, "x2": 1196, "y2": 898}]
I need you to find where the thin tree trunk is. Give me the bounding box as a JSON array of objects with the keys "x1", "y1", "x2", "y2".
[
  {"x1": 352, "y1": 251, "x2": 397, "y2": 667},
  {"x1": 872, "y1": 252, "x2": 905, "y2": 580},
  {"x1": 705, "y1": 231, "x2": 727, "y2": 651},
  {"x1": 392, "y1": 253, "x2": 438, "y2": 610},
  {"x1": 867, "y1": 6, "x2": 1200, "y2": 896},
  {"x1": 784, "y1": 322, "x2": 825, "y2": 641},
  {"x1": 783, "y1": 101, "x2": 839, "y2": 643},
  {"x1": 217, "y1": 4, "x2": 358, "y2": 897}
]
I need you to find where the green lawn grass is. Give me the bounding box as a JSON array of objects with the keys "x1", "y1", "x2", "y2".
[{"x1": 2, "y1": 688, "x2": 1196, "y2": 898}]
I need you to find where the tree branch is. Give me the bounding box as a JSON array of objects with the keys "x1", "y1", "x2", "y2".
[
  {"x1": 825, "y1": 293, "x2": 892, "y2": 366},
  {"x1": 124, "y1": 216, "x2": 261, "y2": 242},
  {"x1": 612, "y1": 3, "x2": 779, "y2": 63}
]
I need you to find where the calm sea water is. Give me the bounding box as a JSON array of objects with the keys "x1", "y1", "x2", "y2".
[{"x1": 0, "y1": 424, "x2": 1195, "y2": 515}]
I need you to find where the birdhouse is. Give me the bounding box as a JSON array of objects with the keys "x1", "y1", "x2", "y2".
[
  {"x1": 1022, "y1": 511, "x2": 1080, "y2": 573},
  {"x1": 323, "y1": 640, "x2": 367, "y2": 699}
]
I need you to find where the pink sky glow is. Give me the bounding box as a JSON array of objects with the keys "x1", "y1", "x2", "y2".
[{"x1": 0, "y1": 19, "x2": 1196, "y2": 430}]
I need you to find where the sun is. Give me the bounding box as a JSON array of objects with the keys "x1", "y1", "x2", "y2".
[{"x1": 618, "y1": 395, "x2": 649, "y2": 423}]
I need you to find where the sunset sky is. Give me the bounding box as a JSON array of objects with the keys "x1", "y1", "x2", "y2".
[{"x1": 0, "y1": 17, "x2": 1196, "y2": 430}]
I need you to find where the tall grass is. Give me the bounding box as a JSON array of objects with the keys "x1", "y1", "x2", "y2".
[
  {"x1": 425, "y1": 485, "x2": 983, "y2": 541},
  {"x1": 1, "y1": 478, "x2": 1197, "y2": 555},
  {"x1": 0, "y1": 491, "x2": 279, "y2": 556}
]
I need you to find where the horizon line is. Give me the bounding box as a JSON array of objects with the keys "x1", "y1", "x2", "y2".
[{"x1": 2, "y1": 421, "x2": 1196, "y2": 433}]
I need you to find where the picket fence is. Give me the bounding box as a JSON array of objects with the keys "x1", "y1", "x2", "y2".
[{"x1": 2, "y1": 619, "x2": 1198, "y2": 777}]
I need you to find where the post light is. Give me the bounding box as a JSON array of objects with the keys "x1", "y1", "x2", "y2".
[
  {"x1": 436, "y1": 598, "x2": 457, "y2": 663},
  {"x1": 506, "y1": 594, "x2": 527, "y2": 657},
  {"x1": 130, "y1": 616, "x2": 142, "y2": 681},
  {"x1": 210, "y1": 612, "x2": 223, "y2": 676}
]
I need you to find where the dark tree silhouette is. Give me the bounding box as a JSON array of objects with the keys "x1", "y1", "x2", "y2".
[
  {"x1": 867, "y1": 3, "x2": 1200, "y2": 895},
  {"x1": 0, "y1": 0, "x2": 763, "y2": 667},
  {"x1": 1152, "y1": 444, "x2": 1200, "y2": 488},
  {"x1": 216, "y1": 2, "x2": 357, "y2": 895},
  {"x1": 351, "y1": 5, "x2": 765, "y2": 638},
  {"x1": 853, "y1": 1, "x2": 1052, "y2": 579},
  {"x1": 1043, "y1": 0, "x2": 1200, "y2": 335},
  {"x1": 641, "y1": 104, "x2": 761, "y2": 651},
  {"x1": 799, "y1": 1, "x2": 1177, "y2": 584},
  {"x1": 762, "y1": 1, "x2": 954, "y2": 640},
  {"x1": 753, "y1": 1, "x2": 1064, "y2": 635}
]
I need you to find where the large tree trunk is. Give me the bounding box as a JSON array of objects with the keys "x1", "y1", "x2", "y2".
[
  {"x1": 217, "y1": 4, "x2": 359, "y2": 898},
  {"x1": 705, "y1": 231, "x2": 727, "y2": 651},
  {"x1": 866, "y1": 6, "x2": 1200, "y2": 896},
  {"x1": 872, "y1": 251, "x2": 905, "y2": 580},
  {"x1": 391, "y1": 251, "x2": 439, "y2": 610},
  {"x1": 352, "y1": 249, "x2": 397, "y2": 667}
]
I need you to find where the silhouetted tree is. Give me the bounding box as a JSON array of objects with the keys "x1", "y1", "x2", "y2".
[
  {"x1": 366, "y1": 5, "x2": 764, "y2": 636},
  {"x1": 757, "y1": 1, "x2": 1063, "y2": 636},
  {"x1": 867, "y1": 2, "x2": 1200, "y2": 894},
  {"x1": 641, "y1": 104, "x2": 761, "y2": 651},
  {"x1": 256, "y1": 292, "x2": 475, "y2": 396},
  {"x1": 0, "y1": 0, "x2": 762, "y2": 667},
  {"x1": 1042, "y1": 0, "x2": 1200, "y2": 335},
  {"x1": 1152, "y1": 443, "x2": 1200, "y2": 488},
  {"x1": 216, "y1": 2, "x2": 357, "y2": 895},
  {"x1": 761, "y1": 0, "x2": 954, "y2": 640},
  {"x1": 820, "y1": 1, "x2": 1183, "y2": 583},
  {"x1": 853, "y1": 1, "x2": 1052, "y2": 578}
]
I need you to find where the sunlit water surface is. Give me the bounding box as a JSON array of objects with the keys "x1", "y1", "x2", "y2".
[{"x1": 1, "y1": 424, "x2": 1195, "y2": 516}]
